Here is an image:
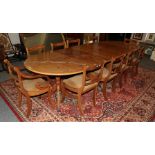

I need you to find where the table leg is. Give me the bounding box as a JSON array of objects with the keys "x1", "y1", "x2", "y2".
[{"x1": 56, "y1": 77, "x2": 61, "y2": 111}]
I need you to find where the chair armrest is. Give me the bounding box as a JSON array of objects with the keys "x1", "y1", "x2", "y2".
[{"x1": 20, "y1": 71, "x2": 47, "y2": 79}]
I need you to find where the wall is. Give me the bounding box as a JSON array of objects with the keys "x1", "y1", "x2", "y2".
[{"x1": 8, "y1": 33, "x2": 20, "y2": 44}]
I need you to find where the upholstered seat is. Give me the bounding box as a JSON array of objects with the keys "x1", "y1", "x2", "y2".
[
  {"x1": 63, "y1": 74, "x2": 98, "y2": 93},
  {"x1": 23, "y1": 78, "x2": 49, "y2": 96},
  {"x1": 121, "y1": 63, "x2": 129, "y2": 71},
  {"x1": 88, "y1": 68, "x2": 117, "y2": 80},
  {"x1": 132, "y1": 57, "x2": 140, "y2": 64}
]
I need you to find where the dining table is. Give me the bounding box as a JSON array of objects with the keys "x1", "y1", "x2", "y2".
[{"x1": 24, "y1": 41, "x2": 138, "y2": 109}]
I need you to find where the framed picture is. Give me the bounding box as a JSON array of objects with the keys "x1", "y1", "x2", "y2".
[
  {"x1": 133, "y1": 33, "x2": 143, "y2": 40},
  {"x1": 145, "y1": 33, "x2": 155, "y2": 41}
]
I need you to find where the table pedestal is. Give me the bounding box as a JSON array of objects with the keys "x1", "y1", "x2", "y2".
[{"x1": 56, "y1": 77, "x2": 61, "y2": 111}]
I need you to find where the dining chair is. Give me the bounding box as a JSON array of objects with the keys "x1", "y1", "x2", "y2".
[
  {"x1": 87, "y1": 35, "x2": 99, "y2": 44},
  {"x1": 84, "y1": 34, "x2": 99, "y2": 44},
  {"x1": 88, "y1": 55, "x2": 124, "y2": 100},
  {"x1": 124, "y1": 38, "x2": 131, "y2": 44},
  {"x1": 61, "y1": 63, "x2": 103, "y2": 115},
  {"x1": 0, "y1": 44, "x2": 6, "y2": 71},
  {"x1": 124, "y1": 38, "x2": 139, "y2": 46},
  {"x1": 50, "y1": 42, "x2": 66, "y2": 52},
  {"x1": 26, "y1": 44, "x2": 45, "y2": 57},
  {"x1": 118, "y1": 53, "x2": 131, "y2": 88},
  {"x1": 128, "y1": 46, "x2": 145, "y2": 76},
  {"x1": 66, "y1": 39, "x2": 80, "y2": 48},
  {"x1": 4, "y1": 59, "x2": 54, "y2": 118}
]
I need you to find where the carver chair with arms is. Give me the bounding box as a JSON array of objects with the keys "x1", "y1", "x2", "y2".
[
  {"x1": 61, "y1": 63, "x2": 104, "y2": 115},
  {"x1": 127, "y1": 46, "x2": 145, "y2": 76},
  {"x1": 118, "y1": 53, "x2": 131, "y2": 88},
  {"x1": 4, "y1": 59, "x2": 54, "y2": 118},
  {"x1": 88, "y1": 54, "x2": 124, "y2": 100}
]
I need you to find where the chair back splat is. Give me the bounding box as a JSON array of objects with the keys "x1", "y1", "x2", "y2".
[{"x1": 66, "y1": 39, "x2": 80, "y2": 48}]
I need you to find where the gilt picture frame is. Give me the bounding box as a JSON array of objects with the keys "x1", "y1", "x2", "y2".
[
  {"x1": 145, "y1": 33, "x2": 155, "y2": 42},
  {"x1": 133, "y1": 33, "x2": 143, "y2": 40}
]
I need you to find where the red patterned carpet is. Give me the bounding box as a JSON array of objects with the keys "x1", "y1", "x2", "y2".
[{"x1": 0, "y1": 68, "x2": 155, "y2": 122}]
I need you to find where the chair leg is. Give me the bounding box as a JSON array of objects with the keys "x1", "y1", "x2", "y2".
[
  {"x1": 112, "y1": 77, "x2": 116, "y2": 93},
  {"x1": 60, "y1": 82, "x2": 65, "y2": 103},
  {"x1": 135, "y1": 64, "x2": 139, "y2": 75},
  {"x1": 48, "y1": 86, "x2": 55, "y2": 109},
  {"x1": 26, "y1": 96, "x2": 32, "y2": 118},
  {"x1": 93, "y1": 87, "x2": 97, "y2": 106},
  {"x1": 119, "y1": 73, "x2": 123, "y2": 88},
  {"x1": 0, "y1": 62, "x2": 6, "y2": 71},
  {"x1": 18, "y1": 90, "x2": 22, "y2": 107},
  {"x1": 124, "y1": 70, "x2": 128, "y2": 84},
  {"x1": 77, "y1": 93, "x2": 83, "y2": 115},
  {"x1": 131, "y1": 67, "x2": 135, "y2": 78},
  {"x1": 103, "y1": 81, "x2": 107, "y2": 100}
]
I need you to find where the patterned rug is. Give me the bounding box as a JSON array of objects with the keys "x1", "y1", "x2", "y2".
[{"x1": 0, "y1": 68, "x2": 155, "y2": 122}]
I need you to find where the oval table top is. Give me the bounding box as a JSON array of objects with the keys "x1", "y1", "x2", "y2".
[{"x1": 24, "y1": 41, "x2": 137, "y2": 76}]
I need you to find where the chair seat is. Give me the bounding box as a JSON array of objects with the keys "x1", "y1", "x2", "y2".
[
  {"x1": 121, "y1": 64, "x2": 129, "y2": 71},
  {"x1": 63, "y1": 74, "x2": 98, "y2": 93},
  {"x1": 113, "y1": 62, "x2": 121, "y2": 69},
  {"x1": 106, "y1": 62, "x2": 121, "y2": 70},
  {"x1": 89, "y1": 68, "x2": 117, "y2": 81},
  {"x1": 131, "y1": 57, "x2": 140, "y2": 65},
  {"x1": 90, "y1": 68, "x2": 109, "y2": 78},
  {"x1": 23, "y1": 78, "x2": 49, "y2": 96}
]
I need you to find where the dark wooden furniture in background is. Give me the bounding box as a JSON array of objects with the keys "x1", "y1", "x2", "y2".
[
  {"x1": 99, "y1": 33, "x2": 106, "y2": 41},
  {"x1": 0, "y1": 44, "x2": 6, "y2": 71},
  {"x1": 63, "y1": 33, "x2": 84, "y2": 45},
  {"x1": 66, "y1": 39, "x2": 80, "y2": 48},
  {"x1": 99, "y1": 33, "x2": 132, "y2": 41}
]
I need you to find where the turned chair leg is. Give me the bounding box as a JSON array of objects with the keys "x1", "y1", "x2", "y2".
[
  {"x1": 103, "y1": 81, "x2": 107, "y2": 100},
  {"x1": 135, "y1": 64, "x2": 139, "y2": 75},
  {"x1": 112, "y1": 77, "x2": 117, "y2": 93},
  {"x1": 60, "y1": 83, "x2": 65, "y2": 103},
  {"x1": 119, "y1": 73, "x2": 123, "y2": 88},
  {"x1": 26, "y1": 96, "x2": 32, "y2": 118},
  {"x1": 77, "y1": 93, "x2": 83, "y2": 115},
  {"x1": 48, "y1": 86, "x2": 55, "y2": 109},
  {"x1": 93, "y1": 87, "x2": 97, "y2": 106},
  {"x1": 124, "y1": 71, "x2": 128, "y2": 84},
  {"x1": 18, "y1": 91, "x2": 22, "y2": 107}
]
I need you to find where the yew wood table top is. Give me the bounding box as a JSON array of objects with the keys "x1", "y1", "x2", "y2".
[{"x1": 24, "y1": 41, "x2": 136, "y2": 76}]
